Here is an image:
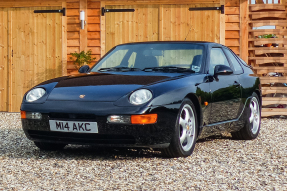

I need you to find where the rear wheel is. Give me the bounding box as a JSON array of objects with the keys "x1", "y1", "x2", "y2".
[
  {"x1": 162, "y1": 98, "x2": 198, "y2": 158},
  {"x1": 34, "y1": 142, "x2": 67, "y2": 151},
  {"x1": 232, "y1": 93, "x2": 261, "y2": 140}
]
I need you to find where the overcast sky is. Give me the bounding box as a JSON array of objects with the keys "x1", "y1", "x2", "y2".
[{"x1": 250, "y1": 0, "x2": 279, "y2": 3}]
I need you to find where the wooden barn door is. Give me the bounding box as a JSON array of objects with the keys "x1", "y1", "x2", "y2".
[
  {"x1": 105, "y1": 5, "x2": 159, "y2": 52},
  {"x1": 104, "y1": 3, "x2": 222, "y2": 53},
  {"x1": 160, "y1": 4, "x2": 221, "y2": 42},
  {"x1": 8, "y1": 7, "x2": 62, "y2": 112},
  {"x1": 0, "y1": 8, "x2": 8, "y2": 111}
]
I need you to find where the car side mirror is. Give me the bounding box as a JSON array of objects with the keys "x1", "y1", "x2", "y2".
[
  {"x1": 78, "y1": 65, "x2": 90, "y2": 73},
  {"x1": 214, "y1": 65, "x2": 233, "y2": 76}
]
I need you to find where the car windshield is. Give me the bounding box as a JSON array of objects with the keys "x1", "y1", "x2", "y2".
[{"x1": 91, "y1": 43, "x2": 204, "y2": 73}]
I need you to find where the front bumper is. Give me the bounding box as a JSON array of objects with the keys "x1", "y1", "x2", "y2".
[{"x1": 21, "y1": 101, "x2": 179, "y2": 148}]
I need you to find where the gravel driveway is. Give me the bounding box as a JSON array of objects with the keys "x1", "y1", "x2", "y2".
[{"x1": 0, "y1": 112, "x2": 286, "y2": 190}]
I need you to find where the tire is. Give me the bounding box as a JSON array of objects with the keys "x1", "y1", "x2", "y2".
[
  {"x1": 232, "y1": 93, "x2": 261, "y2": 140},
  {"x1": 34, "y1": 142, "x2": 67, "y2": 151},
  {"x1": 161, "y1": 98, "x2": 198, "y2": 158}
]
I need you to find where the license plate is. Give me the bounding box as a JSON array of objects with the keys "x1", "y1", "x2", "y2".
[{"x1": 49, "y1": 120, "x2": 98, "y2": 133}]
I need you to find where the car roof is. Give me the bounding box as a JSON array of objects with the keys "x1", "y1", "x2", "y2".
[{"x1": 116, "y1": 41, "x2": 223, "y2": 47}]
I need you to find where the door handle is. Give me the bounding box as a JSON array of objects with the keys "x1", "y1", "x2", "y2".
[{"x1": 233, "y1": 81, "x2": 241, "y2": 87}]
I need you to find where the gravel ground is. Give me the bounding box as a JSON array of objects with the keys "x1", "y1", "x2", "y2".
[{"x1": 0, "y1": 112, "x2": 286, "y2": 190}]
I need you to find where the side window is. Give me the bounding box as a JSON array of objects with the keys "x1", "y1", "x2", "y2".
[
  {"x1": 209, "y1": 48, "x2": 230, "y2": 75},
  {"x1": 224, "y1": 48, "x2": 243, "y2": 74}
]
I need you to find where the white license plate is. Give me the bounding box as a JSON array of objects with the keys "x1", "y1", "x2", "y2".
[{"x1": 49, "y1": 120, "x2": 98, "y2": 133}]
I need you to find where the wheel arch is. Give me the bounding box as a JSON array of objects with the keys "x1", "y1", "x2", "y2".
[
  {"x1": 185, "y1": 93, "x2": 202, "y2": 130},
  {"x1": 254, "y1": 90, "x2": 262, "y2": 108}
]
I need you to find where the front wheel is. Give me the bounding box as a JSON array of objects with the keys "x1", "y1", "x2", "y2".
[
  {"x1": 161, "y1": 98, "x2": 198, "y2": 158},
  {"x1": 232, "y1": 93, "x2": 261, "y2": 140}
]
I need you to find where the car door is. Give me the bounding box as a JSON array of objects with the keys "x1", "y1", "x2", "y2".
[{"x1": 208, "y1": 47, "x2": 242, "y2": 123}]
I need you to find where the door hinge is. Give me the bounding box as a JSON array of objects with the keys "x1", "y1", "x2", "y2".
[
  {"x1": 12, "y1": 50, "x2": 13, "y2": 57},
  {"x1": 189, "y1": 5, "x2": 225, "y2": 14},
  {"x1": 101, "y1": 7, "x2": 135, "y2": 16},
  {"x1": 34, "y1": 8, "x2": 66, "y2": 16}
]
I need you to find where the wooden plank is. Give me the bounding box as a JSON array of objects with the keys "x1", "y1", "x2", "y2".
[
  {"x1": 225, "y1": 0, "x2": 240, "y2": 7},
  {"x1": 67, "y1": 17, "x2": 80, "y2": 24},
  {"x1": 87, "y1": 39, "x2": 100, "y2": 46},
  {"x1": 68, "y1": 46, "x2": 80, "y2": 54},
  {"x1": 67, "y1": 9, "x2": 80, "y2": 17},
  {"x1": 262, "y1": 108, "x2": 287, "y2": 117},
  {"x1": 87, "y1": 1, "x2": 100, "y2": 8},
  {"x1": 62, "y1": 1, "x2": 68, "y2": 76},
  {"x1": 67, "y1": 31, "x2": 80, "y2": 39},
  {"x1": 87, "y1": 9, "x2": 100, "y2": 16},
  {"x1": 104, "y1": 0, "x2": 221, "y2": 5},
  {"x1": 88, "y1": 31, "x2": 100, "y2": 39},
  {"x1": 225, "y1": 31, "x2": 240, "y2": 38},
  {"x1": 80, "y1": 0, "x2": 88, "y2": 52},
  {"x1": 250, "y1": 29, "x2": 287, "y2": 37},
  {"x1": 87, "y1": 23, "x2": 100, "y2": 31},
  {"x1": 0, "y1": 8, "x2": 8, "y2": 111},
  {"x1": 0, "y1": 1, "x2": 62, "y2": 7},
  {"x1": 67, "y1": 39, "x2": 80, "y2": 46},
  {"x1": 254, "y1": 49, "x2": 287, "y2": 55},
  {"x1": 225, "y1": 39, "x2": 240, "y2": 46},
  {"x1": 253, "y1": 67, "x2": 287, "y2": 74},
  {"x1": 240, "y1": 0, "x2": 248, "y2": 63},
  {"x1": 220, "y1": 0, "x2": 225, "y2": 45},
  {"x1": 249, "y1": 38, "x2": 287, "y2": 46},
  {"x1": 67, "y1": 24, "x2": 81, "y2": 31},
  {"x1": 225, "y1": 22, "x2": 240, "y2": 30},
  {"x1": 225, "y1": 15, "x2": 240, "y2": 23},
  {"x1": 67, "y1": 2, "x2": 80, "y2": 8},
  {"x1": 262, "y1": 87, "x2": 287, "y2": 95},
  {"x1": 225, "y1": 7, "x2": 240, "y2": 15},
  {"x1": 87, "y1": 16, "x2": 100, "y2": 24},
  {"x1": 262, "y1": 97, "x2": 287, "y2": 106},
  {"x1": 249, "y1": 4, "x2": 286, "y2": 12},
  {"x1": 260, "y1": 76, "x2": 287, "y2": 84},
  {"x1": 250, "y1": 12, "x2": 287, "y2": 20},
  {"x1": 249, "y1": 20, "x2": 287, "y2": 28}
]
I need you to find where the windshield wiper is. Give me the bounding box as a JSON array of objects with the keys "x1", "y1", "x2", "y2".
[
  {"x1": 142, "y1": 67, "x2": 195, "y2": 73},
  {"x1": 98, "y1": 67, "x2": 141, "y2": 72}
]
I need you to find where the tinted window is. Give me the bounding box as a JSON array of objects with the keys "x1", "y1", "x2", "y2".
[
  {"x1": 209, "y1": 48, "x2": 230, "y2": 75},
  {"x1": 224, "y1": 48, "x2": 243, "y2": 74}
]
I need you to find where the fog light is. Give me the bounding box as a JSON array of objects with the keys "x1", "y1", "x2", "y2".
[
  {"x1": 107, "y1": 115, "x2": 131, "y2": 123},
  {"x1": 131, "y1": 114, "x2": 157, "y2": 124},
  {"x1": 24, "y1": 112, "x2": 42, "y2": 120}
]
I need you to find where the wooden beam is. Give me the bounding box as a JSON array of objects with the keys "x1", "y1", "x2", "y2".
[
  {"x1": 62, "y1": 1, "x2": 67, "y2": 76},
  {"x1": 100, "y1": 1, "x2": 106, "y2": 56},
  {"x1": 0, "y1": 0, "x2": 62, "y2": 7},
  {"x1": 249, "y1": 4, "x2": 286, "y2": 12},
  {"x1": 262, "y1": 97, "x2": 287, "y2": 105},
  {"x1": 260, "y1": 76, "x2": 287, "y2": 84},
  {"x1": 262, "y1": 108, "x2": 287, "y2": 117},
  {"x1": 250, "y1": 12, "x2": 287, "y2": 20},
  {"x1": 262, "y1": 87, "x2": 287, "y2": 95},
  {"x1": 249, "y1": 20, "x2": 287, "y2": 28},
  {"x1": 253, "y1": 67, "x2": 287, "y2": 74},
  {"x1": 240, "y1": 0, "x2": 248, "y2": 63},
  {"x1": 220, "y1": 0, "x2": 225, "y2": 45},
  {"x1": 103, "y1": 0, "x2": 221, "y2": 5},
  {"x1": 80, "y1": 0, "x2": 87, "y2": 52}
]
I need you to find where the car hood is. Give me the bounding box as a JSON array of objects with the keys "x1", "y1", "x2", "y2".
[{"x1": 46, "y1": 72, "x2": 183, "y2": 102}]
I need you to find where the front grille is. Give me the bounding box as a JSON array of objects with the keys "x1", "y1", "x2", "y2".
[{"x1": 27, "y1": 130, "x2": 136, "y2": 144}]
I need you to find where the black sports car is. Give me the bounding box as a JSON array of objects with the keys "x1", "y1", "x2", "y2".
[{"x1": 21, "y1": 42, "x2": 261, "y2": 158}]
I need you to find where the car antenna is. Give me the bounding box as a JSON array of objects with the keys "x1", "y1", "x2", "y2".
[{"x1": 184, "y1": 24, "x2": 193, "y2": 41}]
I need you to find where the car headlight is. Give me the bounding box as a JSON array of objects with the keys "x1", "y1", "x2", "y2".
[
  {"x1": 26, "y1": 88, "x2": 46, "y2": 102},
  {"x1": 129, "y1": 89, "x2": 152, "y2": 105}
]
